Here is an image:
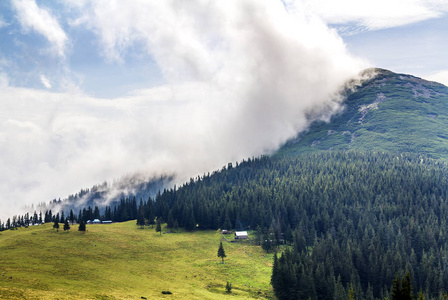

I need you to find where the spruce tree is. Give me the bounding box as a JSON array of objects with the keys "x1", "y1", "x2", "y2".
[
  {"x1": 78, "y1": 220, "x2": 86, "y2": 232},
  {"x1": 186, "y1": 210, "x2": 196, "y2": 231},
  {"x1": 218, "y1": 241, "x2": 226, "y2": 263},
  {"x1": 136, "y1": 208, "x2": 145, "y2": 228},
  {"x1": 63, "y1": 220, "x2": 70, "y2": 231},
  {"x1": 53, "y1": 219, "x2": 59, "y2": 232},
  {"x1": 167, "y1": 210, "x2": 174, "y2": 229},
  {"x1": 69, "y1": 209, "x2": 75, "y2": 224}
]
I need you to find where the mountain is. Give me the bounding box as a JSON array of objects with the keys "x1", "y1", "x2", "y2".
[
  {"x1": 4, "y1": 69, "x2": 448, "y2": 299},
  {"x1": 276, "y1": 68, "x2": 448, "y2": 159}
]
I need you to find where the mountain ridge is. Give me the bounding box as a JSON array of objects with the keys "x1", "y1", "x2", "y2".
[{"x1": 275, "y1": 68, "x2": 448, "y2": 160}]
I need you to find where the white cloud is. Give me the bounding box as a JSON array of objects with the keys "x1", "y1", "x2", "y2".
[
  {"x1": 40, "y1": 74, "x2": 51, "y2": 89},
  {"x1": 426, "y1": 70, "x2": 448, "y2": 86},
  {"x1": 301, "y1": 0, "x2": 448, "y2": 31},
  {"x1": 0, "y1": 0, "x2": 368, "y2": 219},
  {"x1": 0, "y1": 72, "x2": 9, "y2": 87},
  {"x1": 12, "y1": 0, "x2": 68, "y2": 57}
]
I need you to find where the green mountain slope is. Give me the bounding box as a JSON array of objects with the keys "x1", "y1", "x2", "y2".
[{"x1": 276, "y1": 68, "x2": 448, "y2": 159}]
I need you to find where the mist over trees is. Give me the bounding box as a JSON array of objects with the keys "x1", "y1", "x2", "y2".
[{"x1": 3, "y1": 151, "x2": 448, "y2": 298}]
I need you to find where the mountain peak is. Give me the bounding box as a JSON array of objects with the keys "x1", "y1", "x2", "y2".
[{"x1": 276, "y1": 69, "x2": 448, "y2": 159}]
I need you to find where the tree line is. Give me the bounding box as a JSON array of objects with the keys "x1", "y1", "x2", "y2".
[{"x1": 3, "y1": 151, "x2": 448, "y2": 298}]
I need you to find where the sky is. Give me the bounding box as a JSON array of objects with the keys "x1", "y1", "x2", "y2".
[{"x1": 0, "y1": 0, "x2": 448, "y2": 220}]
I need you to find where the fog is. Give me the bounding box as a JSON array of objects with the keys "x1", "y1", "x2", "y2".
[{"x1": 0, "y1": 0, "x2": 367, "y2": 220}]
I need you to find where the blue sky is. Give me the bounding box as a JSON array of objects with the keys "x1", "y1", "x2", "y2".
[
  {"x1": 0, "y1": 0, "x2": 445, "y2": 97},
  {"x1": 0, "y1": 0, "x2": 447, "y2": 218}
]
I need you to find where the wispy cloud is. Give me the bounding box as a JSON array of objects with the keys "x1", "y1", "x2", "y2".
[
  {"x1": 301, "y1": 0, "x2": 448, "y2": 33},
  {"x1": 0, "y1": 16, "x2": 8, "y2": 28},
  {"x1": 40, "y1": 74, "x2": 51, "y2": 89},
  {"x1": 11, "y1": 0, "x2": 68, "y2": 57}
]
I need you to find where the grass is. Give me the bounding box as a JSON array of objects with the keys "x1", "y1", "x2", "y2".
[{"x1": 0, "y1": 222, "x2": 274, "y2": 299}]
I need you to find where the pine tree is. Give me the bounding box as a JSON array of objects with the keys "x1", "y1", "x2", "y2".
[
  {"x1": 63, "y1": 219, "x2": 70, "y2": 231},
  {"x1": 136, "y1": 206, "x2": 146, "y2": 228},
  {"x1": 78, "y1": 220, "x2": 86, "y2": 232},
  {"x1": 400, "y1": 272, "x2": 413, "y2": 300},
  {"x1": 156, "y1": 217, "x2": 162, "y2": 235},
  {"x1": 417, "y1": 291, "x2": 424, "y2": 300},
  {"x1": 348, "y1": 284, "x2": 355, "y2": 300},
  {"x1": 392, "y1": 273, "x2": 413, "y2": 300},
  {"x1": 69, "y1": 209, "x2": 75, "y2": 224},
  {"x1": 218, "y1": 241, "x2": 226, "y2": 263},
  {"x1": 186, "y1": 210, "x2": 196, "y2": 231},
  {"x1": 167, "y1": 210, "x2": 174, "y2": 229},
  {"x1": 53, "y1": 220, "x2": 59, "y2": 232}
]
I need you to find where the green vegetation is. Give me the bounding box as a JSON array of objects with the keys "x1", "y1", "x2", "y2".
[
  {"x1": 276, "y1": 69, "x2": 448, "y2": 160},
  {"x1": 151, "y1": 152, "x2": 448, "y2": 299},
  {"x1": 0, "y1": 221, "x2": 273, "y2": 299},
  {"x1": 3, "y1": 69, "x2": 448, "y2": 299},
  {"x1": 218, "y1": 241, "x2": 226, "y2": 264}
]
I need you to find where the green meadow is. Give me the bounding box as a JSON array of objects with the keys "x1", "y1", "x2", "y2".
[{"x1": 0, "y1": 221, "x2": 274, "y2": 299}]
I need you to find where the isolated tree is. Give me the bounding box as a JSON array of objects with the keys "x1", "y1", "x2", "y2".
[
  {"x1": 53, "y1": 219, "x2": 59, "y2": 232},
  {"x1": 226, "y1": 281, "x2": 232, "y2": 293},
  {"x1": 78, "y1": 220, "x2": 86, "y2": 232},
  {"x1": 218, "y1": 241, "x2": 226, "y2": 263},
  {"x1": 63, "y1": 219, "x2": 70, "y2": 231},
  {"x1": 156, "y1": 217, "x2": 162, "y2": 235}
]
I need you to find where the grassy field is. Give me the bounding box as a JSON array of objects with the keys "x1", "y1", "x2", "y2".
[{"x1": 0, "y1": 221, "x2": 274, "y2": 299}]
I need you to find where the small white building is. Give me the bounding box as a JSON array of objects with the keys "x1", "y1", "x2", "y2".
[
  {"x1": 234, "y1": 231, "x2": 248, "y2": 239},
  {"x1": 92, "y1": 219, "x2": 101, "y2": 224}
]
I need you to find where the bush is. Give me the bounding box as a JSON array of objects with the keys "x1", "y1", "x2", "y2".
[{"x1": 226, "y1": 282, "x2": 232, "y2": 293}]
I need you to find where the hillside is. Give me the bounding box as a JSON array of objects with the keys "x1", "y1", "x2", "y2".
[
  {"x1": 276, "y1": 68, "x2": 448, "y2": 159},
  {"x1": 4, "y1": 69, "x2": 448, "y2": 299},
  {"x1": 0, "y1": 221, "x2": 273, "y2": 299}
]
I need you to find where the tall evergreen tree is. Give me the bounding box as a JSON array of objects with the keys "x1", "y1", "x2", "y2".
[
  {"x1": 136, "y1": 205, "x2": 146, "y2": 228},
  {"x1": 63, "y1": 219, "x2": 70, "y2": 231},
  {"x1": 218, "y1": 241, "x2": 226, "y2": 264},
  {"x1": 69, "y1": 209, "x2": 75, "y2": 224},
  {"x1": 53, "y1": 219, "x2": 59, "y2": 232},
  {"x1": 78, "y1": 220, "x2": 86, "y2": 232}
]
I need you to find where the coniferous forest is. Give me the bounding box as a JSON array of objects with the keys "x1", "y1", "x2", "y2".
[{"x1": 3, "y1": 151, "x2": 448, "y2": 299}]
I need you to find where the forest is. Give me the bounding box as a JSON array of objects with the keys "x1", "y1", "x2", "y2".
[{"x1": 2, "y1": 151, "x2": 448, "y2": 299}]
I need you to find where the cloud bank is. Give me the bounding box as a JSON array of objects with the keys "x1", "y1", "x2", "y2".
[{"x1": 0, "y1": 0, "x2": 367, "y2": 220}]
